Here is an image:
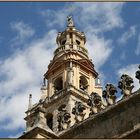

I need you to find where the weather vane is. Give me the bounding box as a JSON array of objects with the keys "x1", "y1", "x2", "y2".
[{"x1": 67, "y1": 5, "x2": 75, "y2": 27}]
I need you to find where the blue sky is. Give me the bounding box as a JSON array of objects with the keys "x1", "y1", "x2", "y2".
[{"x1": 0, "y1": 2, "x2": 140, "y2": 138}]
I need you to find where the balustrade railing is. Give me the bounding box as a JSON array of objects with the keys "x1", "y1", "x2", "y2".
[{"x1": 54, "y1": 45, "x2": 88, "y2": 57}]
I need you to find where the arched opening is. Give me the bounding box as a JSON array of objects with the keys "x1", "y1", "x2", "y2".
[
  {"x1": 54, "y1": 77, "x2": 63, "y2": 92},
  {"x1": 46, "y1": 113, "x2": 53, "y2": 130},
  {"x1": 76, "y1": 40, "x2": 80, "y2": 45},
  {"x1": 79, "y1": 76, "x2": 88, "y2": 91},
  {"x1": 61, "y1": 40, "x2": 66, "y2": 45}
]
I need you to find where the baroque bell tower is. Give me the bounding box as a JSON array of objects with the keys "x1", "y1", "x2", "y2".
[{"x1": 20, "y1": 16, "x2": 102, "y2": 138}]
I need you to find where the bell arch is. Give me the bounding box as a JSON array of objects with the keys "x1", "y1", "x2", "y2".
[
  {"x1": 54, "y1": 76, "x2": 63, "y2": 92},
  {"x1": 79, "y1": 75, "x2": 88, "y2": 91}
]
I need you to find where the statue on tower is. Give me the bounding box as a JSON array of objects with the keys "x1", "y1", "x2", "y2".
[{"x1": 67, "y1": 15, "x2": 74, "y2": 27}]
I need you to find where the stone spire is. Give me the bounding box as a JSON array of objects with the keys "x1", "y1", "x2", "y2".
[{"x1": 28, "y1": 94, "x2": 32, "y2": 110}]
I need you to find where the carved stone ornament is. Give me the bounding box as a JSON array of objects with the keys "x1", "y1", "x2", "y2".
[
  {"x1": 103, "y1": 83, "x2": 117, "y2": 105},
  {"x1": 135, "y1": 65, "x2": 140, "y2": 84},
  {"x1": 87, "y1": 92, "x2": 102, "y2": 115},
  {"x1": 57, "y1": 108, "x2": 71, "y2": 131},
  {"x1": 28, "y1": 115, "x2": 39, "y2": 128},
  {"x1": 118, "y1": 74, "x2": 134, "y2": 97},
  {"x1": 72, "y1": 101, "x2": 86, "y2": 123}
]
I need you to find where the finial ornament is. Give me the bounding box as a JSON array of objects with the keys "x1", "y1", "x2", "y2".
[
  {"x1": 118, "y1": 74, "x2": 134, "y2": 97},
  {"x1": 28, "y1": 94, "x2": 32, "y2": 110},
  {"x1": 87, "y1": 92, "x2": 102, "y2": 115},
  {"x1": 102, "y1": 83, "x2": 117, "y2": 105},
  {"x1": 67, "y1": 15, "x2": 74, "y2": 27}
]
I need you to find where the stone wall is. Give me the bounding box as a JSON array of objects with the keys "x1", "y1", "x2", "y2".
[{"x1": 59, "y1": 89, "x2": 140, "y2": 138}]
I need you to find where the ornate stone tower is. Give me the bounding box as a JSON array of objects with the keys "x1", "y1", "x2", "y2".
[{"x1": 20, "y1": 16, "x2": 102, "y2": 138}]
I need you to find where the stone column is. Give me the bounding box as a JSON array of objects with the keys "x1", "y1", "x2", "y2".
[
  {"x1": 53, "y1": 109, "x2": 59, "y2": 133},
  {"x1": 50, "y1": 79, "x2": 53, "y2": 96},
  {"x1": 65, "y1": 34, "x2": 70, "y2": 50},
  {"x1": 28, "y1": 94, "x2": 32, "y2": 110},
  {"x1": 47, "y1": 80, "x2": 50, "y2": 101},
  {"x1": 72, "y1": 33, "x2": 77, "y2": 50},
  {"x1": 67, "y1": 61, "x2": 74, "y2": 86}
]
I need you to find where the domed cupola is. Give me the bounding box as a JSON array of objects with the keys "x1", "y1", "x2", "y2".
[{"x1": 54, "y1": 16, "x2": 88, "y2": 59}]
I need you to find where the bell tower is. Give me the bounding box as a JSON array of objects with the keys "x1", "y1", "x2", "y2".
[
  {"x1": 45, "y1": 16, "x2": 102, "y2": 98},
  {"x1": 20, "y1": 16, "x2": 102, "y2": 138},
  {"x1": 44, "y1": 15, "x2": 102, "y2": 132}
]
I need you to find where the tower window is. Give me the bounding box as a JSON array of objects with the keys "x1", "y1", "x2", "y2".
[
  {"x1": 76, "y1": 40, "x2": 80, "y2": 45},
  {"x1": 79, "y1": 76, "x2": 88, "y2": 91},
  {"x1": 54, "y1": 77, "x2": 63, "y2": 92},
  {"x1": 70, "y1": 33, "x2": 72, "y2": 39},
  {"x1": 61, "y1": 40, "x2": 66, "y2": 45},
  {"x1": 46, "y1": 113, "x2": 53, "y2": 130}
]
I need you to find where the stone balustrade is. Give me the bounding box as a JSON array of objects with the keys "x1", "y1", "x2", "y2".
[{"x1": 54, "y1": 44, "x2": 88, "y2": 57}]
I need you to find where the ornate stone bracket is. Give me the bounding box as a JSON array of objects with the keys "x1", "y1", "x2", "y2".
[
  {"x1": 57, "y1": 108, "x2": 71, "y2": 131},
  {"x1": 103, "y1": 83, "x2": 117, "y2": 105},
  {"x1": 136, "y1": 65, "x2": 140, "y2": 84},
  {"x1": 72, "y1": 101, "x2": 86, "y2": 123},
  {"x1": 118, "y1": 74, "x2": 134, "y2": 97},
  {"x1": 87, "y1": 92, "x2": 102, "y2": 115}
]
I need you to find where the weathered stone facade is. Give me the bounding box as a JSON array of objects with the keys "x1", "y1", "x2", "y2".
[
  {"x1": 59, "y1": 89, "x2": 140, "y2": 138},
  {"x1": 19, "y1": 16, "x2": 140, "y2": 139}
]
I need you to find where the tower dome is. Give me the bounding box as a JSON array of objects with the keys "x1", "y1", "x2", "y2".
[{"x1": 54, "y1": 16, "x2": 88, "y2": 59}]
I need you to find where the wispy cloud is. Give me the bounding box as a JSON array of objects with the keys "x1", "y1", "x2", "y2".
[
  {"x1": 8, "y1": 132, "x2": 22, "y2": 138},
  {"x1": 41, "y1": 2, "x2": 124, "y2": 33},
  {"x1": 118, "y1": 25, "x2": 136, "y2": 45},
  {"x1": 10, "y1": 21, "x2": 35, "y2": 46},
  {"x1": 0, "y1": 26, "x2": 57, "y2": 131},
  {"x1": 86, "y1": 34, "x2": 113, "y2": 70},
  {"x1": 135, "y1": 34, "x2": 140, "y2": 55}
]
